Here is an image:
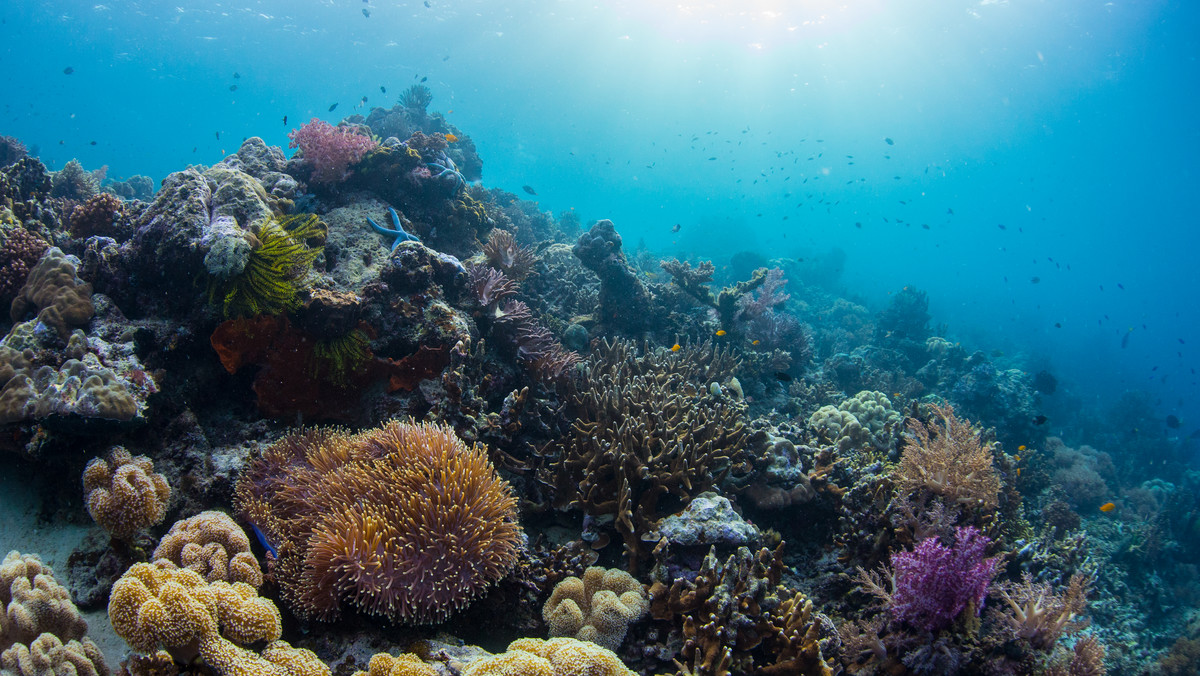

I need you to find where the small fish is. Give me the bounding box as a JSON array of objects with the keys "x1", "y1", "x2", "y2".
[
  {"x1": 1099, "y1": 502, "x2": 1116, "y2": 513},
  {"x1": 774, "y1": 371, "x2": 792, "y2": 382},
  {"x1": 424, "y1": 0, "x2": 431, "y2": 6},
  {"x1": 233, "y1": 72, "x2": 241, "y2": 79},
  {"x1": 362, "y1": 8, "x2": 370, "y2": 17},
  {"x1": 444, "y1": 133, "x2": 457, "y2": 143},
  {"x1": 671, "y1": 223, "x2": 681, "y2": 233},
  {"x1": 946, "y1": 208, "x2": 954, "y2": 215},
  {"x1": 420, "y1": 76, "x2": 428, "y2": 83},
  {"x1": 63, "y1": 66, "x2": 74, "y2": 75},
  {"x1": 1166, "y1": 415, "x2": 1181, "y2": 429},
  {"x1": 89, "y1": 140, "x2": 97, "y2": 146},
  {"x1": 1030, "y1": 276, "x2": 1040, "y2": 284},
  {"x1": 715, "y1": 330, "x2": 727, "y2": 337},
  {"x1": 1018, "y1": 445, "x2": 1026, "y2": 451},
  {"x1": 1121, "y1": 332, "x2": 1130, "y2": 349},
  {"x1": 282, "y1": 115, "x2": 288, "y2": 125},
  {"x1": 1033, "y1": 415, "x2": 1048, "y2": 426},
  {"x1": 884, "y1": 137, "x2": 894, "y2": 145},
  {"x1": 522, "y1": 185, "x2": 537, "y2": 195},
  {"x1": 248, "y1": 522, "x2": 279, "y2": 557},
  {"x1": 1054, "y1": 322, "x2": 1061, "y2": 328},
  {"x1": 1117, "y1": 283, "x2": 1125, "y2": 290},
  {"x1": 708, "y1": 157, "x2": 717, "y2": 161},
  {"x1": 380, "y1": 85, "x2": 387, "y2": 93},
  {"x1": 358, "y1": 95, "x2": 368, "y2": 108},
  {"x1": 229, "y1": 84, "x2": 238, "y2": 91},
  {"x1": 328, "y1": 103, "x2": 339, "y2": 112},
  {"x1": 998, "y1": 224, "x2": 1006, "y2": 230},
  {"x1": 670, "y1": 344, "x2": 681, "y2": 352},
  {"x1": 751, "y1": 340, "x2": 760, "y2": 346},
  {"x1": 443, "y1": 55, "x2": 450, "y2": 61},
  {"x1": 215, "y1": 131, "x2": 220, "y2": 140}
]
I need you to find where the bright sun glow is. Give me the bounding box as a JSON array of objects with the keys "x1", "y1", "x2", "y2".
[{"x1": 606, "y1": 0, "x2": 887, "y2": 49}]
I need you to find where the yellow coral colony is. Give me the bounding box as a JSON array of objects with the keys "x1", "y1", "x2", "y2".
[{"x1": 543, "y1": 567, "x2": 648, "y2": 651}]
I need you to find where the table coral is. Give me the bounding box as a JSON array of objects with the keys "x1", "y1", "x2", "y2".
[
  {"x1": 0, "y1": 551, "x2": 88, "y2": 651},
  {"x1": 82, "y1": 449, "x2": 171, "y2": 541},
  {"x1": 153, "y1": 511, "x2": 263, "y2": 587},
  {"x1": 543, "y1": 566, "x2": 648, "y2": 651},
  {"x1": 235, "y1": 420, "x2": 521, "y2": 625},
  {"x1": 462, "y1": 638, "x2": 636, "y2": 676}
]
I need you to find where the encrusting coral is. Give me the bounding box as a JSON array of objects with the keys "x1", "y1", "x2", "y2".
[
  {"x1": 462, "y1": 637, "x2": 637, "y2": 676},
  {"x1": 82, "y1": 448, "x2": 171, "y2": 541},
  {"x1": 152, "y1": 511, "x2": 263, "y2": 587},
  {"x1": 0, "y1": 551, "x2": 88, "y2": 651},
  {"x1": 235, "y1": 420, "x2": 521, "y2": 625},
  {"x1": 543, "y1": 566, "x2": 648, "y2": 651},
  {"x1": 108, "y1": 561, "x2": 325, "y2": 676}
]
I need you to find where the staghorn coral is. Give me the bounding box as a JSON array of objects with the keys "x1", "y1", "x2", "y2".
[
  {"x1": 482, "y1": 229, "x2": 538, "y2": 280},
  {"x1": 82, "y1": 448, "x2": 171, "y2": 541},
  {"x1": 208, "y1": 214, "x2": 326, "y2": 319},
  {"x1": 9, "y1": 247, "x2": 94, "y2": 341},
  {"x1": 235, "y1": 420, "x2": 521, "y2": 625},
  {"x1": 153, "y1": 511, "x2": 263, "y2": 587},
  {"x1": 0, "y1": 552, "x2": 88, "y2": 651},
  {"x1": 543, "y1": 567, "x2": 648, "y2": 651},
  {"x1": 895, "y1": 402, "x2": 1000, "y2": 513},
  {"x1": 0, "y1": 634, "x2": 109, "y2": 676},
  {"x1": 660, "y1": 259, "x2": 769, "y2": 330},
  {"x1": 649, "y1": 545, "x2": 835, "y2": 676},
  {"x1": 549, "y1": 339, "x2": 745, "y2": 568},
  {"x1": 462, "y1": 637, "x2": 636, "y2": 676}
]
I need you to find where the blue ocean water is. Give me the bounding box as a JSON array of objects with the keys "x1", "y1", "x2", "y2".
[{"x1": 2, "y1": 0, "x2": 1195, "y2": 430}]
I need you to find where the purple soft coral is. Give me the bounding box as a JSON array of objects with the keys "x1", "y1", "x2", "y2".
[
  {"x1": 891, "y1": 526, "x2": 999, "y2": 632},
  {"x1": 288, "y1": 118, "x2": 377, "y2": 184}
]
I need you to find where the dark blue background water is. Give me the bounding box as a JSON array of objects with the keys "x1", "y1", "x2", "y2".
[{"x1": 2, "y1": 0, "x2": 1196, "y2": 437}]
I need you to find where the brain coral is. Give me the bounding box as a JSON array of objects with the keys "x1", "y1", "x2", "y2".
[
  {"x1": 543, "y1": 567, "x2": 648, "y2": 651},
  {"x1": 153, "y1": 511, "x2": 263, "y2": 587},
  {"x1": 82, "y1": 448, "x2": 171, "y2": 541},
  {"x1": 236, "y1": 420, "x2": 522, "y2": 625}
]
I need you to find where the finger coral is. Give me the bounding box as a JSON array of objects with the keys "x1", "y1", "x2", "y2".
[
  {"x1": 0, "y1": 551, "x2": 88, "y2": 651},
  {"x1": 543, "y1": 567, "x2": 648, "y2": 651},
  {"x1": 153, "y1": 511, "x2": 263, "y2": 587},
  {"x1": 462, "y1": 637, "x2": 636, "y2": 676},
  {"x1": 82, "y1": 448, "x2": 171, "y2": 541},
  {"x1": 235, "y1": 420, "x2": 522, "y2": 625}
]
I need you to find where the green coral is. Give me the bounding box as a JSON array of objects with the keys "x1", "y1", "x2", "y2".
[{"x1": 209, "y1": 214, "x2": 325, "y2": 318}]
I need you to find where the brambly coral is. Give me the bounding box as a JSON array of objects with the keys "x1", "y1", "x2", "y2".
[{"x1": 235, "y1": 420, "x2": 521, "y2": 624}]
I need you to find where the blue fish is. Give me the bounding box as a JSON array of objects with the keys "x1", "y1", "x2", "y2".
[{"x1": 248, "y1": 521, "x2": 279, "y2": 558}]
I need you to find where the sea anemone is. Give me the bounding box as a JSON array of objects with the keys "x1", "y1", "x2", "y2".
[{"x1": 482, "y1": 228, "x2": 538, "y2": 280}]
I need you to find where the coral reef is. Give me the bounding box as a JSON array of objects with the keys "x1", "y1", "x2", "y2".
[
  {"x1": 543, "y1": 566, "x2": 648, "y2": 651},
  {"x1": 235, "y1": 420, "x2": 521, "y2": 624},
  {"x1": 82, "y1": 448, "x2": 171, "y2": 541},
  {"x1": 287, "y1": 119, "x2": 378, "y2": 185}
]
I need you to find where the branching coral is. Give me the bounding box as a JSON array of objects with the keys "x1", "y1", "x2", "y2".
[
  {"x1": 208, "y1": 214, "x2": 326, "y2": 319},
  {"x1": 82, "y1": 448, "x2": 171, "y2": 541},
  {"x1": 895, "y1": 402, "x2": 1001, "y2": 513},
  {"x1": 660, "y1": 259, "x2": 770, "y2": 330},
  {"x1": 994, "y1": 572, "x2": 1090, "y2": 651},
  {"x1": 288, "y1": 119, "x2": 378, "y2": 184},
  {"x1": 549, "y1": 339, "x2": 745, "y2": 568},
  {"x1": 543, "y1": 567, "x2": 648, "y2": 651},
  {"x1": 398, "y1": 85, "x2": 433, "y2": 115},
  {"x1": 153, "y1": 511, "x2": 263, "y2": 587},
  {"x1": 235, "y1": 420, "x2": 521, "y2": 625}
]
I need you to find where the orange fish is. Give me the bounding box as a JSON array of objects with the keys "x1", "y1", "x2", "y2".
[
  {"x1": 1018, "y1": 445, "x2": 1027, "y2": 451},
  {"x1": 1099, "y1": 502, "x2": 1116, "y2": 513},
  {"x1": 445, "y1": 133, "x2": 458, "y2": 143},
  {"x1": 670, "y1": 344, "x2": 681, "y2": 352},
  {"x1": 715, "y1": 330, "x2": 727, "y2": 337},
  {"x1": 751, "y1": 339, "x2": 760, "y2": 346}
]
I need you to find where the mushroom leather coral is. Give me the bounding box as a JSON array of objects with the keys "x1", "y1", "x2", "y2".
[
  {"x1": 543, "y1": 567, "x2": 648, "y2": 651},
  {"x1": 0, "y1": 551, "x2": 88, "y2": 651},
  {"x1": 82, "y1": 449, "x2": 171, "y2": 541},
  {"x1": 153, "y1": 511, "x2": 263, "y2": 587},
  {"x1": 353, "y1": 653, "x2": 436, "y2": 676},
  {"x1": 236, "y1": 420, "x2": 521, "y2": 625},
  {"x1": 462, "y1": 638, "x2": 636, "y2": 676},
  {"x1": 0, "y1": 634, "x2": 109, "y2": 676}
]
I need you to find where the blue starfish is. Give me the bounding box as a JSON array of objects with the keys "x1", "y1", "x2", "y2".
[
  {"x1": 426, "y1": 151, "x2": 466, "y2": 194},
  {"x1": 366, "y1": 207, "x2": 421, "y2": 252}
]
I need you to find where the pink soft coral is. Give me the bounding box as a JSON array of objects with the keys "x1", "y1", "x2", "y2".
[{"x1": 287, "y1": 118, "x2": 377, "y2": 184}]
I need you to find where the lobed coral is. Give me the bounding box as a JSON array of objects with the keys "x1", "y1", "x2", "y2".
[
  {"x1": 235, "y1": 420, "x2": 521, "y2": 625},
  {"x1": 0, "y1": 634, "x2": 109, "y2": 676},
  {"x1": 353, "y1": 653, "x2": 436, "y2": 676},
  {"x1": 82, "y1": 448, "x2": 171, "y2": 541},
  {"x1": 9, "y1": 247, "x2": 94, "y2": 341},
  {"x1": 0, "y1": 551, "x2": 88, "y2": 651},
  {"x1": 543, "y1": 566, "x2": 648, "y2": 651},
  {"x1": 0, "y1": 347, "x2": 142, "y2": 426},
  {"x1": 153, "y1": 511, "x2": 263, "y2": 587}
]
